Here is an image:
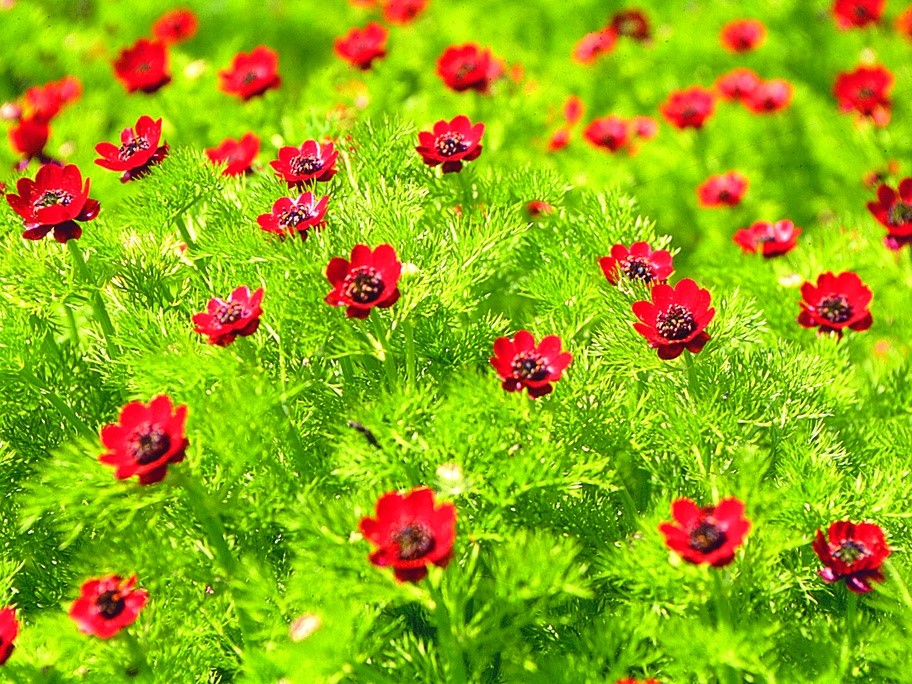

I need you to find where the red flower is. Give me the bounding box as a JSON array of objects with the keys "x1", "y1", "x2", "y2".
[
  {"x1": 564, "y1": 95, "x2": 584, "y2": 125},
  {"x1": 632, "y1": 116, "x2": 658, "y2": 140},
  {"x1": 598, "y1": 241, "x2": 673, "y2": 286},
  {"x1": 383, "y1": 0, "x2": 427, "y2": 24},
  {"x1": 583, "y1": 116, "x2": 630, "y2": 153},
  {"x1": 898, "y1": 7, "x2": 912, "y2": 39},
  {"x1": 270, "y1": 140, "x2": 338, "y2": 186},
  {"x1": 152, "y1": 8, "x2": 198, "y2": 44},
  {"x1": 813, "y1": 521, "x2": 890, "y2": 593},
  {"x1": 632, "y1": 278, "x2": 714, "y2": 359},
  {"x1": 660, "y1": 87, "x2": 715, "y2": 130},
  {"x1": 98, "y1": 395, "x2": 188, "y2": 485},
  {"x1": 94, "y1": 115, "x2": 169, "y2": 182},
  {"x1": 257, "y1": 192, "x2": 329, "y2": 239},
  {"x1": 833, "y1": 65, "x2": 893, "y2": 127},
  {"x1": 436, "y1": 44, "x2": 504, "y2": 94},
  {"x1": 720, "y1": 19, "x2": 766, "y2": 52},
  {"x1": 867, "y1": 177, "x2": 912, "y2": 249},
  {"x1": 743, "y1": 79, "x2": 792, "y2": 114},
  {"x1": 616, "y1": 680, "x2": 659, "y2": 684},
  {"x1": 193, "y1": 286, "x2": 264, "y2": 346},
  {"x1": 21, "y1": 76, "x2": 80, "y2": 124},
  {"x1": 611, "y1": 9, "x2": 651, "y2": 41},
  {"x1": 0, "y1": 607, "x2": 18, "y2": 665},
  {"x1": 659, "y1": 498, "x2": 750, "y2": 567},
  {"x1": 697, "y1": 171, "x2": 748, "y2": 208},
  {"x1": 219, "y1": 46, "x2": 281, "y2": 101},
  {"x1": 573, "y1": 28, "x2": 617, "y2": 64},
  {"x1": 490, "y1": 330, "x2": 572, "y2": 398},
  {"x1": 335, "y1": 23, "x2": 388, "y2": 71},
  {"x1": 547, "y1": 128, "x2": 570, "y2": 152},
  {"x1": 733, "y1": 219, "x2": 801, "y2": 257},
  {"x1": 69, "y1": 575, "x2": 148, "y2": 639},
  {"x1": 797, "y1": 271, "x2": 873, "y2": 338},
  {"x1": 415, "y1": 115, "x2": 484, "y2": 173},
  {"x1": 325, "y1": 244, "x2": 402, "y2": 319},
  {"x1": 526, "y1": 200, "x2": 554, "y2": 218},
  {"x1": 205, "y1": 132, "x2": 260, "y2": 176},
  {"x1": 6, "y1": 163, "x2": 100, "y2": 242},
  {"x1": 9, "y1": 117, "x2": 48, "y2": 158},
  {"x1": 832, "y1": 0, "x2": 884, "y2": 29},
  {"x1": 716, "y1": 68, "x2": 761, "y2": 102},
  {"x1": 359, "y1": 487, "x2": 456, "y2": 582},
  {"x1": 113, "y1": 39, "x2": 171, "y2": 94}
]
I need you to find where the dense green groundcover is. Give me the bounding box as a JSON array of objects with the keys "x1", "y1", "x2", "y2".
[{"x1": 2, "y1": 0, "x2": 912, "y2": 682}]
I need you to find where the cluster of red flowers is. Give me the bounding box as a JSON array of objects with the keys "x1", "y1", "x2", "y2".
[
  {"x1": 573, "y1": 9, "x2": 650, "y2": 64},
  {"x1": 583, "y1": 114, "x2": 657, "y2": 155},
  {"x1": 2, "y1": 75, "x2": 80, "y2": 168}
]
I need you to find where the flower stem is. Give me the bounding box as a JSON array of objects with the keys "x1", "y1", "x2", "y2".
[
  {"x1": 403, "y1": 317, "x2": 417, "y2": 385},
  {"x1": 120, "y1": 629, "x2": 149, "y2": 678},
  {"x1": 66, "y1": 240, "x2": 120, "y2": 358},
  {"x1": 428, "y1": 573, "x2": 468, "y2": 684},
  {"x1": 370, "y1": 313, "x2": 399, "y2": 392},
  {"x1": 711, "y1": 570, "x2": 738, "y2": 684},
  {"x1": 838, "y1": 590, "x2": 858, "y2": 679}
]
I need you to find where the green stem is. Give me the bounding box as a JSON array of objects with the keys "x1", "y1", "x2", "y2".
[
  {"x1": 67, "y1": 240, "x2": 120, "y2": 358},
  {"x1": 120, "y1": 629, "x2": 149, "y2": 679},
  {"x1": 683, "y1": 350, "x2": 699, "y2": 393},
  {"x1": 370, "y1": 313, "x2": 399, "y2": 392},
  {"x1": 838, "y1": 590, "x2": 858, "y2": 680},
  {"x1": 403, "y1": 317, "x2": 417, "y2": 385},
  {"x1": 428, "y1": 574, "x2": 468, "y2": 684},
  {"x1": 711, "y1": 571, "x2": 738, "y2": 684}
]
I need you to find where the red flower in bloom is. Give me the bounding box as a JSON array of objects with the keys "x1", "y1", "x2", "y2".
[
  {"x1": 335, "y1": 23, "x2": 388, "y2": 71},
  {"x1": 573, "y1": 28, "x2": 617, "y2": 64},
  {"x1": 833, "y1": 65, "x2": 893, "y2": 126},
  {"x1": 526, "y1": 200, "x2": 554, "y2": 218},
  {"x1": 325, "y1": 244, "x2": 402, "y2": 319},
  {"x1": 611, "y1": 9, "x2": 651, "y2": 41},
  {"x1": 797, "y1": 271, "x2": 873, "y2": 338},
  {"x1": 205, "y1": 132, "x2": 260, "y2": 176},
  {"x1": 720, "y1": 19, "x2": 766, "y2": 52},
  {"x1": 69, "y1": 575, "x2": 148, "y2": 639},
  {"x1": 9, "y1": 117, "x2": 49, "y2": 159},
  {"x1": 383, "y1": 0, "x2": 427, "y2": 24},
  {"x1": 632, "y1": 279, "x2": 714, "y2": 359},
  {"x1": 359, "y1": 487, "x2": 456, "y2": 582},
  {"x1": 547, "y1": 128, "x2": 570, "y2": 152},
  {"x1": 867, "y1": 178, "x2": 912, "y2": 249},
  {"x1": 832, "y1": 0, "x2": 884, "y2": 29},
  {"x1": 152, "y1": 8, "x2": 198, "y2": 44},
  {"x1": 564, "y1": 95, "x2": 584, "y2": 125},
  {"x1": 113, "y1": 39, "x2": 171, "y2": 94},
  {"x1": 813, "y1": 521, "x2": 890, "y2": 593},
  {"x1": 193, "y1": 286, "x2": 264, "y2": 346},
  {"x1": 6, "y1": 163, "x2": 100, "y2": 242},
  {"x1": 0, "y1": 607, "x2": 18, "y2": 665},
  {"x1": 716, "y1": 68, "x2": 761, "y2": 102},
  {"x1": 257, "y1": 192, "x2": 329, "y2": 239},
  {"x1": 99, "y1": 395, "x2": 188, "y2": 485},
  {"x1": 219, "y1": 46, "x2": 281, "y2": 101},
  {"x1": 659, "y1": 498, "x2": 750, "y2": 567},
  {"x1": 583, "y1": 116, "x2": 630, "y2": 153},
  {"x1": 415, "y1": 115, "x2": 484, "y2": 173},
  {"x1": 660, "y1": 87, "x2": 715, "y2": 130},
  {"x1": 436, "y1": 44, "x2": 504, "y2": 94},
  {"x1": 490, "y1": 330, "x2": 572, "y2": 398},
  {"x1": 743, "y1": 79, "x2": 792, "y2": 114},
  {"x1": 94, "y1": 115, "x2": 169, "y2": 182},
  {"x1": 697, "y1": 171, "x2": 748, "y2": 208},
  {"x1": 21, "y1": 77, "x2": 80, "y2": 124},
  {"x1": 733, "y1": 219, "x2": 801, "y2": 257},
  {"x1": 632, "y1": 116, "x2": 658, "y2": 140},
  {"x1": 599, "y1": 241, "x2": 673, "y2": 286},
  {"x1": 270, "y1": 140, "x2": 338, "y2": 186},
  {"x1": 898, "y1": 7, "x2": 912, "y2": 39}
]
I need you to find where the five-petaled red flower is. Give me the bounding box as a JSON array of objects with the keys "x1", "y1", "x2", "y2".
[
  {"x1": 599, "y1": 242, "x2": 674, "y2": 286},
  {"x1": 6, "y1": 163, "x2": 100, "y2": 242},
  {"x1": 573, "y1": 28, "x2": 618, "y2": 64},
  {"x1": 813, "y1": 521, "x2": 890, "y2": 593},
  {"x1": 0, "y1": 607, "x2": 18, "y2": 665},
  {"x1": 720, "y1": 19, "x2": 766, "y2": 52},
  {"x1": 359, "y1": 487, "x2": 456, "y2": 582},
  {"x1": 416, "y1": 115, "x2": 484, "y2": 173},
  {"x1": 833, "y1": 65, "x2": 893, "y2": 127},
  {"x1": 206, "y1": 132, "x2": 260, "y2": 176},
  {"x1": 69, "y1": 575, "x2": 148, "y2": 639},
  {"x1": 152, "y1": 8, "x2": 198, "y2": 44},
  {"x1": 659, "y1": 497, "x2": 751, "y2": 567},
  {"x1": 335, "y1": 23, "x2": 388, "y2": 70},
  {"x1": 94, "y1": 115, "x2": 169, "y2": 182},
  {"x1": 257, "y1": 192, "x2": 329, "y2": 239},
  {"x1": 193, "y1": 286, "x2": 264, "y2": 347},
  {"x1": 219, "y1": 46, "x2": 281, "y2": 101},
  {"x1": 99, "y1": 395, "x2": 188, "y2": 485},
  {"x1": 490, "y1": 330, "x2": 572, "y2": 398},
  {"x1": 733, "y1": 219, "x2": 801, "y2": 258},
  {"x1": 832, "y1": 0, "x2": 884, "y2": 29},
  {"x1": 383, "y1": 0, "x2": 427, "y2": 24},
  {"x1": 436, "y1": 44, "x2": 504, "y2": 94},
  {"x1": 270, "y1": 140, "x2": 338, "y2": 186},
  {"x1": 743, "y1": 79, "x2": 792, "y2": 114},
  {"x1": 866, "y1": 177, "x2": 912, "y2": 250},
  {"x1": 611, "y1": 9, "x2": 651, "y2": 41},
  {"x1": 632, "y1": 278, "x2": 714, "y2": 359},
  {"x1": 716, "y1": 68, "x2": 761, "y2": 102},
  {"x1": 697, "y1": 171, "x2": 748, "y2": 207},
  {"x1": 325, "y1": 244, "x2": 402, "y2": 319},
  {"x1": 113, "y1": 39, "x2": 171, "y2": 94},
  {"x1": 797, "y1": 271, "x2": 873, "y2": 338},
  {"x1": 584, "y1": 116, "x2": 630, "y2": 153},
  {"x1": 660, "y1": 87, "x2": 716, "y2": 130}
]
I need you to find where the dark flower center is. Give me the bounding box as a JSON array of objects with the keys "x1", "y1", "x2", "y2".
[
  {"x1": 36, "y1": 189, "x2": 73, "y2": 208},
  {"x1": 655, "y1": 304, "x2": 696, "y2": 340},
  {"x1": 242, "y1": 70, "x2": 261, "y2": 85},
  {"x1": 833, "y1": 539, "x2": 869, "y2": 564},
  {"x1": 888, "y1": 202, "x2": 912, "y2": 225},
  {"x1": 688, "y1": 521, "x2": 727, "y2": 553},
  {"x1": 128, "y1": 422, "x2": 171, "y2": 465},
  {"x1": 137, "y1": 62, "x2": 151, "y2": 73},
  {"x1": 394, "y1": 523, "x2": 434, "y2": 560},
  {"x1": 455, "y1": 61, "x2": 478, "y2": 81},
  {"x1": 118, "y1": 136, "x2": 150, "y2": 161},
  {"x1": 435, "y1": 132, "x2": 468, "y2": 157},
  {"x1": 857, "y1": 87, "x2": 875, "y2": 100},
  {"x1": 344, "y1": 267, "x2": 384, "y2": 304},
  {"x1": 290, "y1": 154, "x2": 323, "y2": 176},
  {"x1": 511, "y1": 351, "x2": 549, "y2": 381},
  {"x1": 817, "y1": 295, "x2": 851, "y2": 323},
  {"x1": 96, "y1": 590, "x2": 126, "y2": 619},
  {"x1": 681, "y1": 106, "x2": 698, "y2": 119},
  {"x1": 215, "y1": 300, "x2": 245, "y2": 325},
  {"x1": 280, "y1": 203, "x2": 317, "y2": 229},
  {"x1": 622, "y1": 257, "x2": 655, "y2": 282}
]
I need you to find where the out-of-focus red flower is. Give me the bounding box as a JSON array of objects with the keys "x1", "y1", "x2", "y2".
[
  {"x1": 325, "y1": 244, "x2": 402, "y2": 319},
  {"x1": 716, "y1": 68, "x2": 761, "y2": 101},
  {"x1": 797, "y1": 271, "x2": 873, "y2": 338},
  {"x1": 205, "y1": 132, "x2": 260, "y2": 176},
  {"x1": 526, "y1": 200, "x2": 554, "y2": 218},
  {"x1": 832, "y1": 0, "x2": 884, "y2": 29},
  {"x1": 415, "y1": 115, "x2": 484, "y2": 173},
  {"x1": 833, "y1": 65, "x2": 893, "y2": 126},
  {"x1": 270, "y1": 140, "x2": 338, "y2": 186},
  {"x1": 720, "y1": 19, "x2": 766, "y2": 52},
  {"x1": 335, "y1": 22, "x2": 388, "y2": 70},
  {"x1": 383, "y1": 0, "x2": 427, "y2": 24},
  {"x1": 548, "y1": 128, "x2": 570, "y2": 152},
  {"x1": 697, "y1": 171, "x2": 748, "y2": 207},
  {"x1": 611, "y1": 9, "x2": 651, "y2": 41},
  {"x1": 193, "y1": 286, "x2": 264, "y2": 346},
  {"x1": 21, "y1": 76, "x2": 81, "y2": 124},
  {"x1": 632, "y1": 116, "x2": 658, "y2": 139},
  {"x1": 69, "y1": 575, "x2": 148, "y2": 639},
  {"x1": 599, "y1": 241, "x2": 673, "y2": 286},
  {"x1": 660, "y1": 86, "x2": 715, "y2": 130},
  {"x1": 113, "y1": 39, "x2": 171, "y2": 94},
  {"x1": 813, "y1": 521, "x2": 890, "y2": 593},
  {"x1": 564, "y1": 95, "x2": 584, "y2": 125},
  {"x1": 660, "y1": 498, "x2": 750, "y2": 567},
  {"x1": 743, "y1": 79, "x2": 792, "y2": 113},
  {"x1": 632, "y1": 278, "x2": 714, "y2": 359},
  {"x1": 867, "y1": 178, "x2": 912, "y2": 249},
  {"x1": 257, "y1": 191, "x2": 329, "y2": 239},
  {"x1": 94, "y1": 115, "x2": 169, "y2": 182},
  {"x1": 219, "y1": 46, "x2": 281, "y2": 101},
  {"x1": 0, "y1": 607, "x2": 18, "y2": 665},
  {"x1": 6, "y1": 163, "x2": 100, "y2": 242},
  {"x1": 615, "y1": 679, "x2": 659, "y2": 684},
  {"x1": 152, "y1": 8, "x2": 198, "y2": 44},
  {"x1": 862, "y1": 159, "x2": 900, "y2": 190},
  {"x1": 490, "y1": 330, "x2": 572, "y2": 398},
  {"x1": 573, "y1": 28, "x2": 617, "y2": 64},
  {"x1": 436, "y1": 44, "x2": 504, "y2": 94},
  {"x1": 733, "y1": 219, "x2": 801, "y2": 257},
  {"x1": 583, "y1": 116, "x2": 630, "y2": 153},
  {"x1": 898, "y1": 6, "x2": 912, "y2": 38},
  {"x1": 9, "y1": 117, "x2": 48, "y2": 159}
]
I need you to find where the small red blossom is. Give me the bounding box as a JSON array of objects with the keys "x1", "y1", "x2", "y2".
[
  {"x1": 611, "y1": 9, "x2": 651, "y2": 41},
  {"x1": 360, "y1": 487, "x2": 456, "y2": 582},
  {"x1": 69, "y1": 575, "x2": 148, "y2": 639},
  {"x1": 716, "y1": 68, "x2": 761, "y2": 102},
  {"x1": 898, "y1": 7, "x2": 912, "y2": 39},
  {"x1": 416, "y1": 115, "x2": 484, "y2": 173},
  {"x1": 219, "y1": 46, "x2": 281, "y2": 101},
  {"x1": 490, "y1": 330, "x2": 572, "y2": 398},
  {"x1": 0, "y1": 607, "x2": 18, "y2": 665},
  {"x1": 832, "y1": 0, "x2": 884, "y2": 29},
  {"x1": 94, "y1": 115, "x2": 169, "y2": 182},
  {"x1": 436, "y1": 44, "x2": 504, "y2": 94},
  {"x1": 599, "y1": 241, "x2": 674, "y2": 286},
  {"x1": 205, "y1": 132, "x2": 260, "y2": 176},
  {"x1": 547, "y1": 128, "x2": 570, "y2": 152},
  {"x1": 6, "y1": 163, "x2": 100, "y2": 242},
  {"x1": 9, "y1": 117, "x2": 49, "y2": 159},
  {"x1": 113, "y1": 39, "x2": 171, "y2": 94},
  {"x1": 743, "y1": 79, "x2": 792, "y2": 114},
  {"x1": 99, "y1": 395, "x2": 188, "y2": 485},
  {"x1": 383, "y1": 0, "x2": 427, "y2": 23},
  {"x1": 632, "y1": 278, "x2": 714, "y2": 359},
  {"x1": 733, "y1": 220, "x2": 801, "y2": 257},
  {"x1": 583, "y1": 116, "x2": 630, "y2": 153},
  {"x1": 526, "y1": 200, "x2": 554, "y2": 218},
  {"x1": 573, "y1": 28, "x2": 617, "y2": 64},
  {"x1": 697, "y1": 171, "x2": 748, "y2": 208},
  {"x1": 616, "y1": 679, "x2": 659, "y2": 684},
  {"x1": 833, "y1": 65, "x2": 893, "y2": 127},
  {"x1": 152, "y1": 8, "x2": 198, "y2": 44},
  {"x1": 867, "y1": 177, "x2": 912, "y2": 249},
  {"x1": 193, "y1": 286, "x2": 264, "y2": 346},
  {"x1": 270, "y1": 140, "x2": 338, "y2": 186},
  {"x1": 257, "y1": 192, "x2": 329, "y2": 239},
  {"x1": 660, "y1": 86, "x2": 715, "y2": 130},
  {"x1": 335, "y1": 23, "x2": 388, "y2": 71},
  {"x1": 632, "y1": 116, "x2": 658, "y2": 140},
  {"x1": 564, "y1": 95, "x2": 584, "y2": 125},
  {"x1": 797, "y1": 271, "x2": 873, "y2": 338},
  {"x1": 325, "y1": 244, "x2": 402, "y2": 319},
  {"x1": 813, "y1": 521, "x2": 890, "y2": 593},
  {"x1": 21, "y1": 76, "x2": 81, "y2": 124},
  {"x1": 720, "y1": 19, "x2": 766, "y2": 52},
  {"x1": 659, "y1": 498, "x2": 750, "y2": 567}
]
